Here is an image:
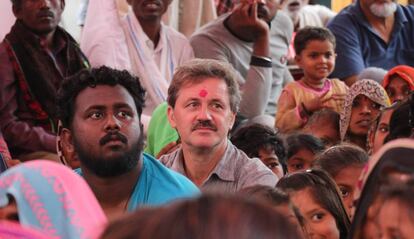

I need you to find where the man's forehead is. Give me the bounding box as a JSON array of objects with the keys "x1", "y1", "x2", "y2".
[{"x1": 75, "y1": 85, "x2": 136, "y2": 110}]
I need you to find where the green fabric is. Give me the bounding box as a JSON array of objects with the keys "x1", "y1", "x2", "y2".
[{"x1": 144, "y1": 102, "x2": 179, "y2": 157}]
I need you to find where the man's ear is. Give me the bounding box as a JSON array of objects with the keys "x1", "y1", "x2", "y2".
[
  {"x1": 294, "y1": 54, "x2": 302, "y2": 66},
  {"x1": 167, "y1": 106, "x2": 177, "y2": 128},
  {"x1": 60, "y1": 128, "x2": 75, "y2": 155}
]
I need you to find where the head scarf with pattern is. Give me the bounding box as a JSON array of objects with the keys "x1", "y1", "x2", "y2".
[
  {"x1": 0, "y1": 160, "x2": 107, "y2": 239},
  {"x1": 339, "y1": 79, "x2": 390, "y2": 141}
]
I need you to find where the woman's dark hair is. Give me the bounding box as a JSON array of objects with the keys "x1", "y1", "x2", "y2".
[
  {"x1": 57, "y1": 66, "x2": 146, "y2": 129},
  {"x1": 286, "y1": 133, "x2": 325, "y2": 159},
  {"x1": 101, "y1": 194, "x2": 303, "y2": 239},
  {"x1": 384, "y1": 101, "x2": 412, "y2": 143},
  {"x1": 231, "y1": 124, "x2": 286, "y2": 169},
  {"x1": 277, "y1": 169, "x2": 351, "y2": 239},
  {"x1": 349, "y1": 145, "x2": 414, "y2": 239},
  {"x1": 313, "y1": 143, "x2": 368, "y2": 177}
]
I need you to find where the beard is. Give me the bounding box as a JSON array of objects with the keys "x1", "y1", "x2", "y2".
[
  {"x1": 370, "y1": 1, "x2": 397, "y2": 18},
  {"x1": 74, "y1": 131, "x2": 145, "y2": 178}
]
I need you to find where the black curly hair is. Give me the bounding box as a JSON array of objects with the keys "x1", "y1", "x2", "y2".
[
  {"x1": 56, "y1": 66, "x2": 145, "y2": 129},
  {"x1": 231, "y1": 124, "x2": 286, "y2": 171}
]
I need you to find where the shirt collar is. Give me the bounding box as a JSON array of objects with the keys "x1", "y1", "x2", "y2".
[{"x1": 175, "y1": 140, "x2": 237, "y2": 184}]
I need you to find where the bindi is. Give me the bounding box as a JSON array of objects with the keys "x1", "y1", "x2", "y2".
[{"x1": 199, "y1": 89, "x2": 208, "y2": 98}]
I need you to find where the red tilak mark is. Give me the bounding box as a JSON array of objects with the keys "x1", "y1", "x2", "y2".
[{"x1": 199, "y1": 89, "x2": 208, "y2": 98}]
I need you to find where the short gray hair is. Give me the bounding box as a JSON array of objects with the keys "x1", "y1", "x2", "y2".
[{"x1": 167, "y1": 59, "x2": 241, "y2": 113}]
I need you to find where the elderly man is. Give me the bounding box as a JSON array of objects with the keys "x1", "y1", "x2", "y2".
[
  {"x1": 0, "y1": 0, "x2": 89, "y2": 160},
  {"x1": 160, "y1": 59, "x2": 278, "y2": 193},
  {"x1": 190, "y1": 0, "x2": 293, "y2": 122},
  {"x1": 57, "y1": 66, "x2": 198, "y2": 221},
  {"x1": 328, "y1": 0, "x2": 414, "y2": 86}
]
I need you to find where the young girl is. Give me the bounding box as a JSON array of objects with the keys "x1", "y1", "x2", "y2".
[
  {"x1": 367, "y1": 103, "x2": 400, "y2": 155},
  {"x1": 339, "y1": 79, "x2": 390, "y2": 151},
  {"x1": 377, "y1": 183, "x2": 414, "y2": 239},
  {"x1": 277, "y1": 169, "x2": 350, "y2": 239},
  {"x1": 313, "y1": 144, "x2": 368, "y2": 217},
  {"x1": 349, "y1": 139, "x2": 414, "y2": 239},
  {"x1": 276, "y1": 27, "x2": 348, "y2": 133},
  {"x1": 286, "y1": 133, "x2": 325, "y2": 174},
  {"x1": 382, "y1": 65, "x2": 414, "y2": 103}
]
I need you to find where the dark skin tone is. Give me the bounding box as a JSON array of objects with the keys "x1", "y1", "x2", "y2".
[
  {"x1": 13, "y1": 0, "x2": 64, "y2": 51},
  {"x1": 61, "y1": 85, "x2": 143, "y2": 221},
  {"x1": 127, "y1": 0, "x2": 172, "y2": 47}
]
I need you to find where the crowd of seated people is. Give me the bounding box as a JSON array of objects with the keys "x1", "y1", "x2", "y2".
[{"x1": 0, "y1": 0, "x2": 414, "y2": 238}]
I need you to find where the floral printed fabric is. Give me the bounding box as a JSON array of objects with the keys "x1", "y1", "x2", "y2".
[{"x1": 339, "y1": 79, "x2": 390, "y2": 141}]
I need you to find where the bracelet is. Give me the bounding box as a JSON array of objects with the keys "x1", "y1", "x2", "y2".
[{"x1": 250, "y1": 55, "x2": 272, "y2": 68}]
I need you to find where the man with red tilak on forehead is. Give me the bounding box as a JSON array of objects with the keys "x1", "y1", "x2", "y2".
[
  {"x1": 160, "y1": 59, "x2": 278, "y2": 193},
  {"x1": 0, "y1": 0, "x2": 89, "y2": 161}
]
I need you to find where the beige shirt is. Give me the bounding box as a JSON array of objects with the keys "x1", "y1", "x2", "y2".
[{"x1": 159, "y1": 141, "x2": 278, "y2": 193}]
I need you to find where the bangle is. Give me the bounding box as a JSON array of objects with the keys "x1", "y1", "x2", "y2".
[{"x1": 250, "y1": 55, "x2": 272, "y2": 67}]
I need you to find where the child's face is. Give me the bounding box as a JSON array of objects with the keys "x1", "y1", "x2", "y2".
[
  {"x1": 287, "y1": 149, "x2": 315, "y2": 174},
  {"x1": 291, "y1": 188, "x2": 340, "y2": 239},
  {"x1": 348, "y1": 95, "x2": 381, "y2": 137},
  {"x1": 295, "y1": 39, "x2": 336, "y2": 84},
  {"x1": 371, "y1": 109, "x2": 394, "y2": 154},
  {"x1": 333, "y1": 165, "x2": 364, "y2": 218},
  {"x1": 378, "y1": 199, "x2": 414, "y2": 239},
  {"x1": 258, "y1": 147, "x2": 284, "y2": 179}
]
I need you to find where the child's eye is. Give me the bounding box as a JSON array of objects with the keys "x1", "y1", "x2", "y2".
[
  {"x1": 267, "y1": 162, "x2": 279, "y2": 169},
  {"x1": 293, "y1": 164, "x2": 303, "y2": 170},
  {"x1": 339, "y1": 186, "x2": 350, "y2": 198},
  {"x1": 310, "y1": 53, "x2": 319, "y2": 59},
  {"x1": 311, "y1": 213, "x2": 325, "y2": 221},
  {"x1": 324, "y1": 52, "x2": 333, "y2": 58},
  {"x1": 378, "y1": 125, "x2": 389, "y2": 133}
]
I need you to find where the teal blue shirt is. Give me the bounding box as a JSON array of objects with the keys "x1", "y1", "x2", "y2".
[{"x1": 76, "y1": 153, "x2": 199, "y2": 210}]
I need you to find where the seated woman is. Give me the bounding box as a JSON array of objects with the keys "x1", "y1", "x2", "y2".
[
  {"x1": 313, "y1": 144, "x2": 368, "y2": 217},
  {"x1": 0, "y1": 160, "x2": 107, "y2": 239},
  {"x1": 382, "y1": 65, "x2": 414, "y2": 103},
  {"x1": 367, "y1": 102, "x2": 400, "y2": 155},
  {"x1": 285, "y1": 133, "x2": 325, "y2": 174},
  {"x1": 339, "y1": 79, "x2": 390, "y2": 151},
  {"x1": 101, "y1": 194, "x2": 303, "y2": 239},
  {"x1": 349, "y1": 139, "x2": 414, "y2": 239},
  {"x1": 277, "y1": 169, "x2": 350, "y2": 239}
]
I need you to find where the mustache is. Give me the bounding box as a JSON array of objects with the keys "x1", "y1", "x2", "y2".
[
  {"x1": 99, "y1": 132, "x2": 128, "y2": 146},
  {"x1": 37, "y1": 10, "x2": 54, "y2": 18},
  {"x1": 191, "y1": 120, "x2": 218, "y2": 131}
]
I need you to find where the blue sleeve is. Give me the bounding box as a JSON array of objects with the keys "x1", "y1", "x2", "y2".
[{"x1": 328, "y1": 13, "x2": 365, "y2": 79}]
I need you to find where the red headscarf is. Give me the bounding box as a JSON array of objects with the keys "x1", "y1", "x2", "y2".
[{"x1": 382, "y1": 65, "x2": 414, "y2": 91}]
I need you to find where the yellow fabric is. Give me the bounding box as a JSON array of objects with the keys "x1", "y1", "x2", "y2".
[{"x1": 275, "y1": 78, "x2": 348, "y2": 133}]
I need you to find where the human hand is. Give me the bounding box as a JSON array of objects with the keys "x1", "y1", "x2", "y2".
[
  {"x1": 231, "y1": 0, "x2": 270, "y2": 40},
  {"x1": 303, "y1": 91, "x2": 346, "y2": 112}
]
